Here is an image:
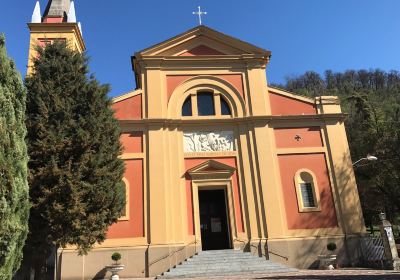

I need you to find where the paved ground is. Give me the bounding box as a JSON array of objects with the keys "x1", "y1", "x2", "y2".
[{"x1": 145, "y1": 270, "x2": 400, "y2": 280}]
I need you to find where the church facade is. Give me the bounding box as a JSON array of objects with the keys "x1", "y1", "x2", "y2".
[{"x1": 28, "y1": 1, "x2": 367, "y2": 279}]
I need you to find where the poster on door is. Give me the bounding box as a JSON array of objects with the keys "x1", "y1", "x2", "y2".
[{"x1": 211, "y1": 217, "x2": 222, "y2": 233}]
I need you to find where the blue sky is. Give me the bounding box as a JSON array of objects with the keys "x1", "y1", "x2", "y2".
[{"x1": 1, "y1": 0, "x2": 399, "y2": 97}]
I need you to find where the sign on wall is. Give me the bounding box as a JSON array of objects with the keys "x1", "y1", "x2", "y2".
[
  {"x1": 184, "y1": 131, "x2": 235, "y2": 152},
  {"x1": 211, "y1": 218, "x2": 222, "y2": 233}
]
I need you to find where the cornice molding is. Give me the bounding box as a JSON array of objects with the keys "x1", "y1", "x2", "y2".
[
  {"x1": 268, "y1": 86, "x2": 315, "y2": 104},
  {"x1": 117, "y1": 113, "x2": 347, "y2": 126},
  {"x1": 187, "y1": 159, "x2": 235, "y2": 180},
  {"x1": 28, "y1": 22, "x2": 86, "y2": 51},
  {"x1": 112, "y1": 89, "x2": 142, "y2": 103}
]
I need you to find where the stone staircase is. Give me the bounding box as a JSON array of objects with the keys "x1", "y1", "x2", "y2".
[{"x1": 157, "y1": 249, "x2": 297, "y2": 279}]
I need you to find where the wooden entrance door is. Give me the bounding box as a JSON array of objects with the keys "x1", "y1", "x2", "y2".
[{"x1": 199, "y1": 189, "x2": 230, "y2": 250}]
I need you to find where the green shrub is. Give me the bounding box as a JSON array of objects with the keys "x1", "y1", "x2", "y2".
[
  {"x1": 327, "y1": 242, "x2": 337, "y2": 252},
  {"x1": 111, "y1": 252, "x2": 122, "y2": 264},
  {"x1": 22, "y1": 41, "x2": 125, "y2": 277},
  {"x1": 0, "y1": 34, "x2": 29, "y2": 280}
]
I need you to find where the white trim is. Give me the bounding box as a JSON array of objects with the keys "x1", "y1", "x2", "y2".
[
  {"x1": 112, "y1": 89, "x2": 142, "y2": 104},
  {"x1": 168, "y1": 76, "x2": 245, "y2": 118},
  {"x1": 192, "y1": 181, "x2": 237, "y2": 250},
  {"x1": 294, "y1": 169, "x2": 321, "y2": 213},
  {"x1": 268, "y1": 86, "x2": 315, "y2": 104}
]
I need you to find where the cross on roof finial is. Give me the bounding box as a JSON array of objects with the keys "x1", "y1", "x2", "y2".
[{"x1": 193, "y1": 6, "x2": 207, "y2": 25}]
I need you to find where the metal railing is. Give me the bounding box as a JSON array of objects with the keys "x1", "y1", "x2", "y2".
[
  {"x1": 360, "y1": 236, "x2": 387, "y2": 269},
  {"x1": 143, "y1": 239, "x2": 198, "y2": 274},
  {"x1": 233, "y1": 238, "x2": 289, "y2": 261}
]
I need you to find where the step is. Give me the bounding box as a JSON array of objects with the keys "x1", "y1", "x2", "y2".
[
  {"x1": 190, "y1": 252, "x2": 253, "y2": 257},
  {"x1": 173, "y1": 262, "x2": 287, "y2": 269},
  {"x1": 159, "y1": 268, "x2": 297, "y2": 279},
  {"x1": 196, "y1": 251, "x2": 252, "y2": 256},
  {"x1": 198, "y1": 249, "x2": 242, "y2": 253},
  {"x1": 185, "y1": 257, "x2": 263, "y2": 263},
  {"x1": 167, "y1": 265, "x2": 291, "y2": 273},
  {"x1": 178, "y1": 259, "x2": 277, "y2": 266},
  {"x1": 197, "y1": 249, "x2": 247, "y2": 254},
  {"x1": 187, "y1": 254, "x2": 255, "y2": 258},
  {"x1": 185, "y1": 258, "x2": 269, "y2": 264},
  {"x1": 185, "y1": 254, "x2": 260, "y2": 261},
  {"x1": 173, "y1": 259, "x2": 287, "y2": 267},
  {"x1": 168, "y1": 263, "x2": 290, "y2": 270}
]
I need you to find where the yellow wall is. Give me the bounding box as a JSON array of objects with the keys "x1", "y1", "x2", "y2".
[
  {"x1": 47, "y1": 26, "x2": 366, "y2": 277},
  {"x1": 27, "y1": 22, "x2": 85, "y2": 75}
]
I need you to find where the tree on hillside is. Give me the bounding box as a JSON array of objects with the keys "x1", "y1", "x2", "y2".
[
  {"x1": 0, "y1": 35, "x2": 29, "y2": 280},
  {"x1": 277, "y1": 69, "x2": 400, "y2": 229},
  {"x1": 21, "y1": 42, "x2": 125, "y2": 279}
]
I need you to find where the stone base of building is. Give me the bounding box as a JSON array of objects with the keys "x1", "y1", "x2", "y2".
[
  {"x1": 57, "y1": 242, "x2": 199, "y2": 280},
  {"x1": 266, "y1": 234, "x2": 364, "y2": 269},
  {"x1": 391, "y1": 259, "x2": 400, "y2": 271},
  {"x1": 57, "y1": 235, "x2": 365, "y2": 279}
]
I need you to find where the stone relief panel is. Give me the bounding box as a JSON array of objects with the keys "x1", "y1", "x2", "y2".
[{"x1": 184, "y1": 131, "x2": 235, "y2": 152}]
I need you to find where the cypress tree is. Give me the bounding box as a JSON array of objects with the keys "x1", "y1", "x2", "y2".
[
  {"x1": 0, "y1": 34, "x2": 29, "y2": 279},
  {"x1": 23, "y1": 41, "x2": 125, "y2": 277}
]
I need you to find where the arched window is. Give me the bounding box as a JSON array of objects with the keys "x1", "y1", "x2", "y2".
[
  {"x1": 197, "y1": 92, "x2": 215, "y2": 116},
  {"x1": 182, "y1": 96, "x2": 192, "y2": 116},
  {"x1": 220, "y1": 96, "x2": 231, "y2": 116},
  {"x1": 294, "y1": 170, "x2": 320, "y2": 212},
  {"x1": 181, "y1": 91, "x2": 232, "y2": 118}
]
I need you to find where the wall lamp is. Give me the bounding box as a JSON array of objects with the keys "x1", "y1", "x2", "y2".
[{"x1": 352, "y1": 154, "x2": 378, "y2": 166}]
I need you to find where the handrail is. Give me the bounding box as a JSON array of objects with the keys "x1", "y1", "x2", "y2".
[
  {"x1": 249, "y1": 243, "x2": 289, "y2": 261},
  {"x1": 233, "y1": 238, "x2": 247, "y2": 244},
  {"x1": 234, "y1": 239, "x2": 289, "y2": 261},
  {"x1": 249, "y1": 243, "x2": 268, "y2": 258},
  {"x1": 267, "y1": 250, "x2": 289, "y2": 261},
  {"x1": 143, "y1": 239, "x2": 198, "y2": 273}
]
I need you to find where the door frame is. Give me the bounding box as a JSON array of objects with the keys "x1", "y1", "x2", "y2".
[{"x1": 192, "y1": 179, "x2": 238, "y2": 250}]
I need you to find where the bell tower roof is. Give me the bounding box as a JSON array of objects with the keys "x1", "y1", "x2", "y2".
[{"x1": 43, "y1": 0, "x2": 70, "y2": 20}]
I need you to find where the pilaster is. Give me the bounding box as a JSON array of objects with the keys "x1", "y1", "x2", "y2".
[
  {"x1": 245, "y1": 67, "x2": 270, "y2": 116},
  {"x1": 253, "y1": 123, "x2": 287, "y2": 238},
  {"x1": 324, "y1": 120, "x2": 366, "y2": 234},
  {"x1": 144, "y1": 69, "x2": 166, "y2": 118},
  {"x1": 148, "y1": 125, "x2": 170, "y2": 244},
  {"x1": 237, "y1": 124, "x2": 262, "y2": 239}
]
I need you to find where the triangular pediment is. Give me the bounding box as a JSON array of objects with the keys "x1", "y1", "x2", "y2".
[
  {"x1": 187, "y1": 160, "x2": 235, "y2": 179},
  {"x1": 136, "y1": 25, "x2": 270, "y2": 57},
  {"x1": 180, "y1": 45, "x2": 226, "y2": 56}
]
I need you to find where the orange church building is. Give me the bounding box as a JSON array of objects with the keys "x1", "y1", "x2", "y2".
[{"x1": 28, "y1": 1, "x2": 367, "y2": 279}]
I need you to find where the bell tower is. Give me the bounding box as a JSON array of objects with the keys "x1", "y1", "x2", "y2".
[{"x1": 27, "y1": 0, "x2": 85, "y2": 74}]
